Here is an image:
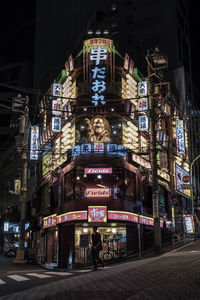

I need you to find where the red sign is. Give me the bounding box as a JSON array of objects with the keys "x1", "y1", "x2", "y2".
[
  {"x1": 86, "y1": 188, "x2": 110, "y2": 198},
  {"x1": 57, "y1": 211, "x2": 87, "y2": 224},
  {"x1": 43, "y1": 214, "x2": 57, "y2": 229},
  {"x1": 108, "y1": 211, "x2": 138, "y2": 223},
  {"x1": 139, "y1": 216, "x2": 154, "y2": 226},
  {"x1": 84, "y1": 168, "x2": 112, "y2": 174},
  {"x1": 88, "y1": 206, "x2": 107, "y2": 222}
]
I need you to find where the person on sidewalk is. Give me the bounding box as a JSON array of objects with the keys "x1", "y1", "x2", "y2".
[{"x1": 91, "y1": 227, "x2": 104, "y2": 270}]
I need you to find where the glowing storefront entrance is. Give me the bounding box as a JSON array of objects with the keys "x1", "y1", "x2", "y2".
[{"x1": 75, "y1": 224, "x2": 126, "y2": 264}]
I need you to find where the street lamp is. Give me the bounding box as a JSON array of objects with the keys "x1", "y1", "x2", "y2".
[{"x1": 190, "y1": 154, "x2": 200, "y2": 216}]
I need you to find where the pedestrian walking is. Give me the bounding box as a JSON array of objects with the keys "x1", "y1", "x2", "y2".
[{"x1": 91, "y1": 227, "x2": 104, "y2": 270}]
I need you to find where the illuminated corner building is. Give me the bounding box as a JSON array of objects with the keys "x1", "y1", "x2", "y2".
[
  {"x1": 31, "y1": 38, "x2": 192, "y2": 269},
  {"x1": 88, "y1": 0, "x2": 200, "y2": 208}
]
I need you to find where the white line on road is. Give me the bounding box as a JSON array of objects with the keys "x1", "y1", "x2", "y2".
[
  {"x1": 74, "y1": 269, "x2": 92, "y2": 273},
  {"x1": 7, "y1": 275, "x2": 30, "y2": 282},
  {"x1": 26, "y1": 273, "x2": 52, "y2": 279},
  {"x1": 0, "y1": 279, "x2": 6, "y2": 285},
  {"x1": 44, "y1": 272, "x2": 72, "y2": 276},
  {"x1": 162, "y1": 242, "x2": 195, "y2": 256}
]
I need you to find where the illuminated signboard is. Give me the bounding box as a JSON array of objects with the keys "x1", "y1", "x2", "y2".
[
  {"x1": 84, "y1": 38, "x2": 113, "y2": 48},
  {"x1": 94, "y1": 143, "x2": 104, "y2": 153},
  {"x1": 30, "y1": 126, "x2": 39, "y2": 160},
  {"x1": 52, "y1": 83, "x2": 62, "y2": 97},
  {"x1": 4, "y1": 221, "x2": 9, "y2": 232},
  {"x1": 57, "y1": 211, "x2": 87, "y2": 224},
  {"x1": 52, "y1": 117, "x2": 61, "y2": 132},
  {"x1": 139, "y1": 115, "x2": 149, "y2": 131},
  {"x1": 84, "y1": 168, "x2": 112, "y2": 174},
  {"x1": 108, "y1": 211, "x2": 138, "y2": 223},
  {"x1": 176, "y1": 120, "x2": 185, "y2": 154},
  {"x1": 88, "y1": 206, "x2": 107, "y2": 222},
  {"x1": 175, "y1": 164, "x2": 191, "y2": 198},
  {"x1": 43, "y1": 210, "x2": 164, "y2": 228},
  {"x1": 72, "y1": 143, "x2": 126, "y2": 157},
  {"x1": 52, "y1": 99, "x2": 62, "y2": 115},
  {"x1": 183, "y1": 215, "x2": 194, "y2": 234},
  {"x1": 138, "y1": 98, "x2": 148, "y2": 112},
  {"x1": 139, "y1": 215, "x2": 154, "y2": 226},
  {"x1": 43, "y1": 214, "x2": 57, "y2": 229},
  {"x1": 90, "y1": 46, "x2": 107, "y2": 106},
  {"x1": 86, "y1": 188, "x2": 110, "y2": 198},
  {"x1": 42, "y1": 152, "x2": 52, "y2": 176},
  {"x1": 138, "y1": 81, "x2": 148, "y2": 97}
]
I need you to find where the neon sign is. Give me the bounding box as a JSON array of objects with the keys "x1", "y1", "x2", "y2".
[
  {"x1": 86, "y1": 188, "x2": 110, "y2": 198},
  {"x1": 90, "y1": 46, "x2": 107, "y2": 106}
]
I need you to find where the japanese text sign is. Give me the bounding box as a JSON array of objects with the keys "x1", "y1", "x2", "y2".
[
  {"x1": 88, "y1": 206, "x2": 107, "y2": 222},
  {"x1": 176, "y1": 120, "x2": 185, "y2": 154},
  {"x1": 138, "y1": 81, "x2": 148, "y2": 97},
  {"x1": 30, "y1": 126, "x2": 39, "y2": 160},
  {"x1": 139, "y1": 115, "x2": 149, "y2": 131}
]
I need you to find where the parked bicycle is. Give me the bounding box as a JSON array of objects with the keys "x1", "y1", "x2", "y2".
[{"x1": 103, "y1": 237, "x2": 127, "y2": 261}]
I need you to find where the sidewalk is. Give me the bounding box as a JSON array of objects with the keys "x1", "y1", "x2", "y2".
[{"x1": 54, "y1": 236, "x2": 195, "y2": 272}]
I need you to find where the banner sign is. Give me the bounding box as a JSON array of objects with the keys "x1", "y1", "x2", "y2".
[
  {"x1": 176, "y1": 120, "x2": 185, "y2": 154},
  {"x1": 57, "y1": 211, "x2": 87, "y2": 224},
  {"x1": 30, "y1": 126, "x2": 39, "y2": 160},
  {"x1": 43, "y1": 214, "x2": 57, "y2": 229},
  {"x1": 88, "y1": 206, "x2": 107, "y2": 222},
  {"x1": 43, "y1": 210, "x2": 164, "y2": 228},
  {"x1": 108, "y1": 211, "x2": 138, "y2": 223},
  {"x1": 84, "y1": 168, "x2": 112, "y2": 174},
  {"x1": 175, "y1": 164, "x2": 191, "y2": 198}
]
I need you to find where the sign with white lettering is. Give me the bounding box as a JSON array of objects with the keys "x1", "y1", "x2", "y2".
[
  {"x1": 88, "y1": 206, "x2": 107, "y2": 222},
  {"x1": 84, "y1": 168, "x2": 112, "y2": 174},
  {"x1": 138, "y1": 81, "x2": 148, "y2": 97},
  {"x1": 86, "y1": 188, "x2": 110, "y2": 198},
  {"x1": 90, "y1": 46, "x2": 107, "y2": 106},
  {"x1": 30, "y1": 126, "x2": 39, "y2": 160},
  {"x1": 176, "y1": 120, "x2": 185, "y2": 154},
  {"x1": 139, "y1": 115, "x2": 149, "y2": 131}
]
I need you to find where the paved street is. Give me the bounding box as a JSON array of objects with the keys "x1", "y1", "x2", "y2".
[{"x1": 1, "y1": 241, "x2": 200, "y2": 299}]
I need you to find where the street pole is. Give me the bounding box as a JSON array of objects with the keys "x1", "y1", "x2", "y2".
[
  {"x1": 20, "y1": 150, "x2": 28, "y2": 250},
  {"x1": 146, "y1": 51, "x2": 161, "y2": 253},
  {"x1": 12, "y1": 95, "x2": 29, "y2": 253}
]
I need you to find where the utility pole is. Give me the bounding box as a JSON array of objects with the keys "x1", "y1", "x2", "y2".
[
  {"x1": 148, "y1": 67, "x2": 161, "y2": 253},
  {"x1": 146, "y1": 49, "x2": 167, "y2": 253},
  {"x1": 12, "y1": 94, "x2": 29, "y2": 253}
]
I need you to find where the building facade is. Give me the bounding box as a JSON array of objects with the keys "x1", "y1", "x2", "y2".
[{"x1": 31, "y1": 38, "x2": 193, "y2": 268}]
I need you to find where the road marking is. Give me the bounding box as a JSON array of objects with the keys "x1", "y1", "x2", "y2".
[
  {"x1": 26, "y1": 273, "x2": 52, "y2": 279},
  {"x1": 7, "y1": 275, "x2": 30, "y2": 282},
  {"x1": 162, "y1": 242, "x2": 195, "y2": 256},
  {"x1": 44, "y1": 272, "x2": 72, "y2": 276},
  {"x1": 74, "y1": 269, "x2": 92, "y2": 273},
  {"x1": 0, "y1": 279, "x2": 6, "y2": 285}
]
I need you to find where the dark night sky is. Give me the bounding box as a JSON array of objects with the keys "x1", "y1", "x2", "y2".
[{"x1": 0, "y1": 1, "x2": 199, "y2": 88}]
